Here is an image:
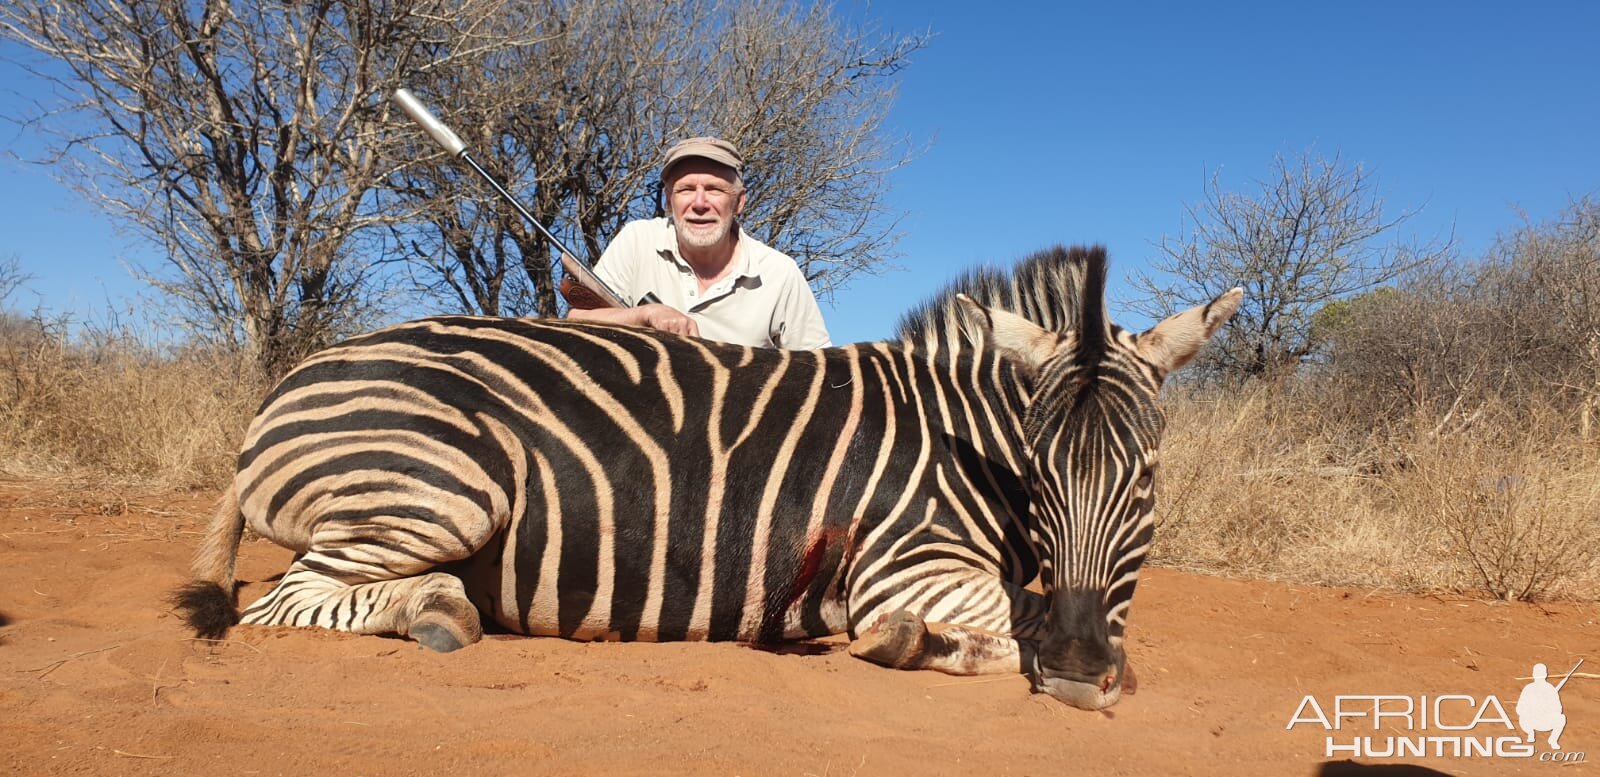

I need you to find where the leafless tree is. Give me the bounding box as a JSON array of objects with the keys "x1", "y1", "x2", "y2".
[
  {"x1": 0, "y1": 0, "x2": 522, "y2": 374},
  {"x1": 390, "y1": 0, "x2": 924, "y2": 317},
  {"x1": 1130, "y1": 151, "x2": 1451, "y2": 381},
  {"x1": 0, "y1": 255, "x2": 28, "y2": 308}
]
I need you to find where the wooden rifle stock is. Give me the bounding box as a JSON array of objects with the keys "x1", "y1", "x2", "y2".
[
  {"x1": 559, "y1": 254, "x2": 624, "y2": 310},
  {"x1": 560, "y1": 277, "x2": 613, "y2": 310}
]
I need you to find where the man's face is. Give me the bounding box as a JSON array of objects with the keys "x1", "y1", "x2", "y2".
[{"x1": 666, "y1": 158, "x2": 745, "y2": 251}]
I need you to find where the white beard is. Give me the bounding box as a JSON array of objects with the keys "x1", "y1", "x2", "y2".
[{"x1": 675, "y1": 217, "x2": 733, "y2": 249}]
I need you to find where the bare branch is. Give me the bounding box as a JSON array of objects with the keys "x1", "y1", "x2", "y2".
[{"x1": 0, "y1": 255, "x2": 30, "y2": 307}]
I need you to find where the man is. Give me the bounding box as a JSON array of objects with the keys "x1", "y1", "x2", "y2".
[{"x1": 565, "y1": 137, "x2": 832, "y2": 350}]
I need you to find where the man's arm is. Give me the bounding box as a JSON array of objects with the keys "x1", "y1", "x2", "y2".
[{"x1": 568, "y1": 304, "x2": 700, "y2": 337}]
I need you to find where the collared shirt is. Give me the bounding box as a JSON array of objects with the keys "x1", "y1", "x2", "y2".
[{"x1": 591, "y1": 217, "x2": 832, "y2": 350}]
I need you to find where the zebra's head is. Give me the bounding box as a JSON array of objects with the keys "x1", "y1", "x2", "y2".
[{"x1": 957, "y1": 248, "x2": 1240, "y2": 709}]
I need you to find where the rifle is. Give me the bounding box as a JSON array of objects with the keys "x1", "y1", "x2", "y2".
[
  {"x1": 392, "y1": 88, "x2": 657, "y2": 310},
  {"x1": 1555, "y1": 658, "x2": 1584, "y2": 692}
]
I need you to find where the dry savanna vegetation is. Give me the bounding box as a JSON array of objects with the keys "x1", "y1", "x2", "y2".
[
  {"x1": 1152, "y1": 195, "x2": 1600, "y2": 602},
  {"x1": 0, "y1": 309, "x2": 263, "y2": 488}
]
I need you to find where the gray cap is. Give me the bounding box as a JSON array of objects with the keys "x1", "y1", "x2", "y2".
[{"x1": 661, "y1": 136, "x2": 743, "y2": 181}]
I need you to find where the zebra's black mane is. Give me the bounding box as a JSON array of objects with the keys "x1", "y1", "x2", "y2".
[{"x1": 894, "y1": 245, "x2": 1110, "y2": 360}]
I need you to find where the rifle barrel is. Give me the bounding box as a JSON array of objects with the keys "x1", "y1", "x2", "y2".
[
  {"x1": 1555, "y1": 658, "x2": 1584, "y2": 692},
  {"x1": 392, "y1": 88, "x2": 630, "y2": 309}
]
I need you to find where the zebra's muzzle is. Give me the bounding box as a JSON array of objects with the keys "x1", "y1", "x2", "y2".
[
  {"x1": 1029, "y1": 653, "x2": 1126, "y2": 710},
  {"x1": 1030, "y1": 588, "x2": 1127, "y2": 709}
]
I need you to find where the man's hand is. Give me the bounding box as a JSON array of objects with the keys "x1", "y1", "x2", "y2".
[
  {"x1": 566, "y1": 303, "x2": 700, "y2": 339},
  {"x1": 635, "y1": 304, "x2": 699, "y2": 337}
]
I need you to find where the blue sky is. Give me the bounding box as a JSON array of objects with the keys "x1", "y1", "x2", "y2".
[{"x1": 3, "y1": 2, "x2": 1598, "y2": 344}]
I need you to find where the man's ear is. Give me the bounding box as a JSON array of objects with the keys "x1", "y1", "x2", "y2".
[
  {"x1": 955, "y1": 294, "x2": 1062, "y2": 372},
  {"x1": 1134, "y1": 287, "x2": 1243, "y2": 378}
]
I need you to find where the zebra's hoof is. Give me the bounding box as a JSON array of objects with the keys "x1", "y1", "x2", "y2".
[
  {"x1": 408, "y1": 611, "x2": 482, "y2": 652},
  {"x1": 407, "y1": 600, "x2": 483, "y2": 652},
  {"x1": 410, "y1": 619, "x2": 467, "y2": 652},
  {"x1": 847, "y1": 610, "x2": 928, "y2": 668}
]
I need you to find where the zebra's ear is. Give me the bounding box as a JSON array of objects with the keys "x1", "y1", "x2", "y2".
[
  {"x1": 1135, "y1": 287, "x2": 1243, "y2": 378},
  {"x1": 956, "y1": 294, "x2": 1061, "y2": 372}
]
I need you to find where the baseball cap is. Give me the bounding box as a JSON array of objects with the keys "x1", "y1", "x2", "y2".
[{"x1": 660, "y1": 137, "x2": 743, "y2": 181}]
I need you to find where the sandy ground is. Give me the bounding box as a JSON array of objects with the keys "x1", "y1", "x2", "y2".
[{"x1": 1, "y1": 480, "x2": 1595, "y2": 777}]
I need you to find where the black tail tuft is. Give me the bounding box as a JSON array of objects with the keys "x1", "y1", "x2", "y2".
[{"x1": 170, "y1": 581, "x2": 239, "y2": 640}]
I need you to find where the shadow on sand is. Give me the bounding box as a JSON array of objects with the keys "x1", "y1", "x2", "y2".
[
  {"x1": 747, "y1": 640, "x2": 840, "y2": 657},
  {"x1": 1317, "y1": 760, "x2": 1457, "y2": 777}
]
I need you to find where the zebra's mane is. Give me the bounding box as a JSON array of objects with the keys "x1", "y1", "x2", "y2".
[{"x1": 894, "y1": 245, "x2": 1110, "y2": 360}]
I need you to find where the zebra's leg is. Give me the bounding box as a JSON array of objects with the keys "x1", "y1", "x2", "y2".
[
  {"x1": 239, "y1": 517, "x2": 496, "y2": 651},
  {"x1": 240, "y1": 560, "x2": 482, "y2": 651},
  {"x1": 845, "y1": 569, "x2": 1046, "y2": 676},
  {"x1": 849, "y1": 610, "x2": 1032, "y2": 675}
]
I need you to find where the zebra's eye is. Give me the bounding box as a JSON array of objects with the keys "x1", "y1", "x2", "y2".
[{"x1": 1135, "y1": 468, "x2": 1154, "y2": 490}]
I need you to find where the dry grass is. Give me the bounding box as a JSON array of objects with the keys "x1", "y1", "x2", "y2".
[
  {"x1": 1154, "y1": 384, "x2": 1600, "y2": 601},
  {"x1": 0, "y1": 314, "x2": 264, "y2": 487}
]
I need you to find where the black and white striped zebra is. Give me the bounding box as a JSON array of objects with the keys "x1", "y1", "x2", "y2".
[{"x1": 174, "y1": 245, "x2": 1239, "y2": 710}]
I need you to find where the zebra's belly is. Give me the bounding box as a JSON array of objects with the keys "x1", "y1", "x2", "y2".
[{"x1": 456, "y1": 531, "x2": 851, "y2": 644}]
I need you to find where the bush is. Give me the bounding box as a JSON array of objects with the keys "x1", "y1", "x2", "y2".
[
  {"x1": 1321, "y1": 197, "x2": 1600, "y2": 440},
  {"x1": 0, "y1": 312, "x2": 263, "y2": 487},
  {"x1": 1153, "y1": 385, "x2": 1600, "y2": 602},
  {"x1": 1392, "y1": 408, "x2": 1600, "y2": 601}
]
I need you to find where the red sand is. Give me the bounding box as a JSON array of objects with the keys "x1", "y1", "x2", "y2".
[{"x1": 1, "y1": 481, "x2": 1594, "y2": 776}]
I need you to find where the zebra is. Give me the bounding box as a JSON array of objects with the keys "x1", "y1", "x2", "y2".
[{"x1": 174, "y1": 245, "x2": 1239, "y2": 710}]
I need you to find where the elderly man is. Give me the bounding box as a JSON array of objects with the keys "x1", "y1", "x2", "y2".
[{"x1": 566, "y1": 137, "x2": 831, "y2": 350}]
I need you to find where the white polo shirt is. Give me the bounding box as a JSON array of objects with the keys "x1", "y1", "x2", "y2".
[{"x1": 591, "y1": 217, "x2": 832, "y2": 350}]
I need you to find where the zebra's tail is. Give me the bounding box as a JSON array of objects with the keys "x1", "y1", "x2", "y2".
[{"x1": 170, "y1": 484, "x2": 245, "y2": 639}]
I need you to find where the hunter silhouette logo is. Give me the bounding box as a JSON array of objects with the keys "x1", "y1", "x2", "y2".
[
  {"x1": 1517, "y1": 660, "x2": 1580, "y2": 751},
  {"x1": 1286, "y1": 658, "x2": 1587, "y2": 763}
]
